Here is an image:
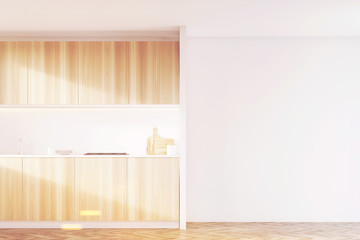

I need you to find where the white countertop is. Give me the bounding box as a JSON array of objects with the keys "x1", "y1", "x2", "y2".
[{"x1": 0, "y1": 154, "x2": 179, "y2": 158}]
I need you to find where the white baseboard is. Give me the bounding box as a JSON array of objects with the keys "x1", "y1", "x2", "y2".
[{"x1": 0, "y1": 221, "x2": 179, "y2": 229}]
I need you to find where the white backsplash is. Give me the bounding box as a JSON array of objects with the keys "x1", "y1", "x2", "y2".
[{"x1": 0, "y1": 108, "x2": 180, "y2": 155}]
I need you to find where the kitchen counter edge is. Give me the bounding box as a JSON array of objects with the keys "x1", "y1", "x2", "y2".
[{"x1": 0, "y1": 154, "x2": 179, "y2": 158}]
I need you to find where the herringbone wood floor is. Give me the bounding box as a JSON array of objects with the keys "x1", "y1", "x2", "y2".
[{"x1": 0, "y1": 222, "x2": 359, "y2": 239}]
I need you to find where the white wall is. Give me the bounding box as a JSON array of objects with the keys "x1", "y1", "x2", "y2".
[
  {"x1": 0, "y1": 108, "x2": 179, "y2": 155},
  {"x1": 187, "y1": 38, "x2": 360, "y2": 221}
]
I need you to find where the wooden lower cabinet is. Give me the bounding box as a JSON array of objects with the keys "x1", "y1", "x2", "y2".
[
  {"x1": 23, "y1": 158, "x2": 75, "y2": 221},
  {"x1": 74, "y1": 158, "x2": 127, "y2": 221},
  {"x1": 127, "y1": 157, "x2": 179, "y2": 221},
  {"x1": 0, "y1": 158, "x2": 22, "y2": 221},
  {"x1": 0, "y1": 157, "x2": 179, "y2": 222}
]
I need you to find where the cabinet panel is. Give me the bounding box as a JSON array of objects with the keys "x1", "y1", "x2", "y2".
[
  {"x1": 127, "y1": 157, "x2": 179, "y2": 221},
  {"x1": 78, "y1": 42, "x2": 129, "y2": 104},
  {"x1": 28, "y1": 42, "x2": 78, "y2": 104},
  {"x1": 157, "y1": 42, "x2": 179, "y2": 104},
  {"x1": 0, "y1": 42, "x2": 28, "y2": 104},
  {"x1": 23, "y1": 158, "x2": 75, "y2": 221},
  {"x1": 0, "y1": 41, "x2": 179, "y2": 105},
  {"x1": 129, "y1": 41, "x2": 179, "y2": 104},
  {"x1": 75, "y1": 158, "x2": 127, "y2": 221},
  {"x1": 0, "y1": 158, "x2": 22, "y2": 221}
]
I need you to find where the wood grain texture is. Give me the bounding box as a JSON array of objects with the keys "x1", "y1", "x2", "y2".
[
  {"x1": 127, "y1": 157, "x2": 179, "y2": 221},
  {"x1": 147, "y1": 127, "x2": 174, "y2": 155},
  {"x1": 1, "y1": 223, "x2": 360, "y2": 239},
  {"x1": 78, "y1": 42, "x2": 129, "y2": 104},
  {"x1": 22, "y1": 158, "x2": 75, "y2": 221},
  {"x1": 157, "y1": 41, "x2": 179, "y2": 104},
  {"x1": 28, "y1": 42, "x2": 78, "y2": 104},
  {"x1": 129, "y1": 41, "x2": 179, "y2": 104},
  {"x1": 0, "y1": 157, "x2": 22, "y2": 221},
  {"x1": 0, "y1": 42, "x2": 28, "y2": 104},
  {"x1": 74, "y1": 157, "x2": 127, "y2": 221},
  {"x1": 0, "y1": 41, "x2": 178, "y2": 105}
]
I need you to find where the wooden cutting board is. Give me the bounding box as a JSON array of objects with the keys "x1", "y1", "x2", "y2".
[{"x1": 146, "y1": 128, "x2": 174, "y2": 155}]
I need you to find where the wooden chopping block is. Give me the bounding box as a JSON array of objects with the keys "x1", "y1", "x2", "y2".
[{"x1": 147, "y1": 128, "x2": 174, "y2": 155}]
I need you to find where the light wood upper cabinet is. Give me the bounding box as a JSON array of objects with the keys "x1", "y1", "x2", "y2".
[
  {"x1": 127, "y1": 157, "x2": 179, "y2": 221},
  {"x1": 0, "y1": 41, "x2": 179, "y2": 105},
  {"x1": 74, "y1": 157, "x2": 127, "y2": 221},
  {"x1": 156, "y1": 42, "x2": 179, "y2": 104},
  {"x1": 0, "y1": 158, "x2": 23, "y2": 221},
  {"x1": 23, "y1": 158, "x2": 75, "y2": 221},
  {"x1": 129, "y1": 42, "x2": 179, "y2": 104},
  {"x1": 0, "y1": 42, "x2": 28, "y2": 104},
  {"x1": 28, "y1": 42, "x2": 79, "y2": 104},
  {"x1": 78, "y1": 42, "x2": 129, "y2": 104}
]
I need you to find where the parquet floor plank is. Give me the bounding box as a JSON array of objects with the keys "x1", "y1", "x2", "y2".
[{"x1": 0, "y1": 223, "x2": 359, "y2": 239}]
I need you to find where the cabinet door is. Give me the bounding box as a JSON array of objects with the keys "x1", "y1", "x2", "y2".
[
  {"x1": 78, "y1": 42, "x2": 129, "y2": 104},
  {"x1": 75, "y1": 158, "x2": 127, "y2": 221},
  {"x1": 0, "y1": 42, "x2": 28, "y2": 104},
  {"x1": 129, "y1": 41, "x2": 179, "y2": 104},
  {"x1": 28, "y1": 42, "x2": 78, "y2": 104},
  {"x1": 0, "y1": 158, "x2": 22, "y2": 220},
  {"x1": 127, "y1": 157, "x2": 179, "y2": 221},
  {"x1": 23, "y1": 158, "x2": 75, "y2": 221}
]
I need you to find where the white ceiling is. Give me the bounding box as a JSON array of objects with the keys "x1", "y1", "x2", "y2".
[{"x1": 1, "y1": 0, "x2": 360, "y2": 37}]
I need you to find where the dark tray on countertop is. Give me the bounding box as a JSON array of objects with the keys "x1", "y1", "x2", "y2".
[{"x1": 84, "y1": 153, "x2": 129, "y2": 155}]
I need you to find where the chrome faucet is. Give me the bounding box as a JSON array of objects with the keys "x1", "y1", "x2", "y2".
[{"x1": 18, "y1": 138, "x2": 23, "y2": 155}]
